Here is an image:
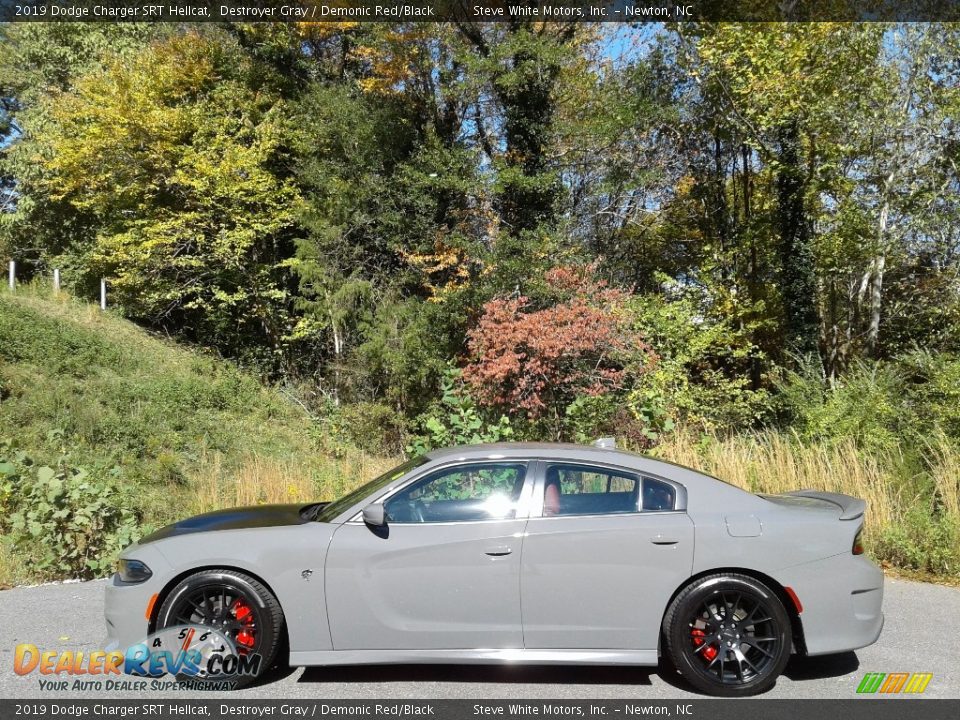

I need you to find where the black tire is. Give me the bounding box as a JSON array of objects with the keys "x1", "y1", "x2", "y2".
[
  {"x1": 663, "y1": 573, "x2": 791, "y2": 697},
  {"x1": 156, "y1": 569, "x2": 284, "y2": 689}
]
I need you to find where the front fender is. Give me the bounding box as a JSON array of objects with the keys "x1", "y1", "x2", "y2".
[{"x1": 122, "y1": 522, "x2": 337, "y2": 656}]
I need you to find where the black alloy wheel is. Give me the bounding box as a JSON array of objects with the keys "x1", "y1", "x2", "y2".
[
  {"x1": 664, "y1": 573, "x2": 792, "y2": 697},
  {"x1": 156, "y1": 569, "x2": 284, "y2": 688}
]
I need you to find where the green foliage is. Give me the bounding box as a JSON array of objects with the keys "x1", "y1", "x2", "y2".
[
  {"x1": 3, "y1": 23, "x2": 960, "y2": 584},
  {"x1": 563, "y1": 395, "x2": 623, "y2": 445},
  {"x1": 1, "y1": 450, "x2": 142, "y2": 580},
  {"x1": 290, "y1": 84, "x2": 484, "y2": 409},
  {"x1": 335, "y1": 402, "x2": 409, "y2": 457},
  {"x1": 0, "y1": 441, "x2": 19, "y2": 523},
  {"x1": 4, "y1": 30, "x2": 300, "y2": 369},
  {"x1": 777, "y1": 352, "x2": 960, "y2": 453},
  {"x1": 407, "y1": 368, "x2": 513, "y2": 456},
  {"x1": 874, "y1": 506, "x2": 960, "y2": 576},
  {"x1": 625, "y1": 291, "x2": 773, "y2": 434}
]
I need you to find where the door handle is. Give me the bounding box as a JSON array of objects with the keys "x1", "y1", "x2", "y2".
[
  {"x1": 650, "y1": 535, "x2": 679, "y2": 545},
  {"x1": 484, "y1": 546, "x2": 513, "y2": 556}
]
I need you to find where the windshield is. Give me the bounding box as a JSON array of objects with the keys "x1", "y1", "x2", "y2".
[{"x1": 314, "y1": 456, "x2": 429, "y2": 523}]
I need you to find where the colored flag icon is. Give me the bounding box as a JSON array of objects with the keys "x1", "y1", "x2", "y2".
[{"x1": 856, "y1": 672, "x2": 932, "y2": 694}]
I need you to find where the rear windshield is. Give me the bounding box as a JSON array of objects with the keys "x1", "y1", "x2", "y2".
[{"x1": 314, "y1": 456, "x2": 429, "y2": 523}]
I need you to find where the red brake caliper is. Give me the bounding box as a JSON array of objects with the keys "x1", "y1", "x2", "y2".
[
  {"x1": 230, "y1": 598, "x2": 256, "y2": 653},
  {"x1": 691, "y1": 628, "x2": 718, "y2": 662}
]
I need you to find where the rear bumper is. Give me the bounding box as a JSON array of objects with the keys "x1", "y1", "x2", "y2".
[{"x1": 778, "y1": 553, "x2": 884, "y2": 656}]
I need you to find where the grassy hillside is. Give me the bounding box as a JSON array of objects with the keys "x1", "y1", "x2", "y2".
[{"x1": 0, "y1": 286, "x2": 394, "y2": 585}]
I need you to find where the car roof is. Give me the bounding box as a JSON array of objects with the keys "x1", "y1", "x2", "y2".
[{"x1": 425, "y1": 442, "x2": 651, "y2": 465}]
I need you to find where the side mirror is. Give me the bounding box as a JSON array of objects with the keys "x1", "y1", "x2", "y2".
[{"x1": 362, "y1": 502, "x2": 387, "y2": 527}]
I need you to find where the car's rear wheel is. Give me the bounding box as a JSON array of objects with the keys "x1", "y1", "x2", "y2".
[
  {"x1": 156, "y1": 569, "x2": 284, "y2": 688},
  {"x1": 663, "y1": 573, "x2": 791, "y2": 697}
]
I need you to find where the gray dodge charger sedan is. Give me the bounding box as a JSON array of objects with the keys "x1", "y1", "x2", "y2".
[{"x1": 105, "y1": 441, "x2": 884, "y2": 696}]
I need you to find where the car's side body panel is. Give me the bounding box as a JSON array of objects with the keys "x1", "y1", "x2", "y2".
[
  {"x1": 325, "y1": 518, "x2": 528, "y2": 650},
  {"x1": 776, "y1": 553, "x2": 884, "y2": 655},
  {"x1": 521, "y1": 511, "x2": 694, "y2": 649}
]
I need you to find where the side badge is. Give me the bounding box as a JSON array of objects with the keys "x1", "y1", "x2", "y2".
[{"x1": 301, "y1": 569, "x2": 313, "y2": 580}]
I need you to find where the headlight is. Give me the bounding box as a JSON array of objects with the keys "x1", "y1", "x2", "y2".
[{"x1": 117, "y1": 558, "x2": 153, "y2": 583}]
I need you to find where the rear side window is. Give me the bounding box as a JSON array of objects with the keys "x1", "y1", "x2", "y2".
[
  {"x1": 642, "y1": 477, "x2": 676, "y2": 511},
  {"x1": 542, "y1": 464, "x2": 640, "y2": 516}
]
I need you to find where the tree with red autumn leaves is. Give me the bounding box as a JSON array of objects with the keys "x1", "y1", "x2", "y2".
[{"x1": 462, "y1": 266, "x2": 655, "y2": 432}]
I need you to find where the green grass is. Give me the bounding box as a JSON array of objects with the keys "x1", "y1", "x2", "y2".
[
  {"x1": 0, "y1": 285, "x2": 394, "y2": 584},
  {"x1": 1, "y1": 286, "x2": 311, "y2": 480}
]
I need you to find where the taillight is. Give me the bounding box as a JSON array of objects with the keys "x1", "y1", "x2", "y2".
[{"x1": 852, "y1": 527, "x2": 864, "y2": 555}]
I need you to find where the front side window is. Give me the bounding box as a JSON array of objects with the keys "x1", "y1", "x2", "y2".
[
  {"x1": 385, "y1": 463, "x2": 527, "y2": 524},
  {"x1": 542, "y1": 464, "x2": 640, "y2": 516}
]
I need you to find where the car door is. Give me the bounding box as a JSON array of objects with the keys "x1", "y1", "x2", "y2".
[
  {"x1": 325, "y1": 461, "x2": 532, "y2": 650},
  {"x1": 521, "y1": 460, "x2": 694, "y2": 650}
]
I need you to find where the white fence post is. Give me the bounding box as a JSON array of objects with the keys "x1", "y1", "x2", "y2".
[
  {"x1": 100, "y1": 279, "x2": 107, "y2": 310},
  {"x1": 7, "y1": 260, "x2": 13, "y2": 291},
  {"x1": 53, "y1": 268, "x2": 61, "y2": 294}
]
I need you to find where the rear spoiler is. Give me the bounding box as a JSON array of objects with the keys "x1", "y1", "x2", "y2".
[{"x1": 785, "y1": 490, "x2": 866, "y2": 520}]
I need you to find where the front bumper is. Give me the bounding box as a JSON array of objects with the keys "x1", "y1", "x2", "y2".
[
  {"x1": 779, "y1": 552, "x2": 884, "y2": 656},
  {"x1": 104, "y1": 574, "x2": 154, "y2": 652},
  {"x1": 103, "y1": 543, "x2": 171, "y2": 652}
]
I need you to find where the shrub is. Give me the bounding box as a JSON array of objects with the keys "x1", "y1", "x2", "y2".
[
  {"x1": 873, "y1": 506, "x2": 960, "y2": 576},
  {"x1": 0, "y1": 450, "x2": 19, "y2": 526},
  {"x1": 776, "y1": 358, "x2": 906, "y2": 452},
  {"x1": 563, "y1": 393, "x2": 672, "y2": 448},
  {"x1": 407, "y1": 368, "x2": 513, "y2": 456},
  {"x1": 8, "y1": 460, "x2": 142, "y2": 580},
  {"x1": 777, "y1": 352, "x2": 960, "y2": 453},
  {"x1": 623, "y1": 292, "x2": 772, "y2": 434},
  {"x1": 463, "y1": 265, "x2": 654, "y2": 434},
  {"x1": 337, "y1": 402, "x2": 409, "y2": 456}
]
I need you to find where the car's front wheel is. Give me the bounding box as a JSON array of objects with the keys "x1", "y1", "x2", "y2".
[
  {"x1": 663, "y1": 573, "x2": 792, "y2": 697},
  {"x1": 155, "y1": 569, "x2": 284, "y2": 688}
]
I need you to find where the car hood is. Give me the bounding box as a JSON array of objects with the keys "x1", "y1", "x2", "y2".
[{"x1": 138, "y1": 502, "x2": 328, "y2": 544}]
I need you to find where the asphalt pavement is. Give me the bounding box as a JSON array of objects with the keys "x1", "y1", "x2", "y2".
[{"x1": 0, "y1": 576, "x2": 957, "y2": 699}]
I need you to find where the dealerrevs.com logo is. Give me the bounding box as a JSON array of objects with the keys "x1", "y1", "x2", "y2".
[
  {"x1": 13, "y1": 625, "x2": 262, "y2": 691},
  {"x1": 856, "y1": 672, "x2": 934, "y2": 694}
]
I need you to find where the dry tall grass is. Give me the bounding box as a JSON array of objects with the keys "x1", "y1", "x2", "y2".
[
  {"x1": 651, "y1": 429, "x2": 956, "y2": 551},
  {"x1": 928, "y1": 437, "x2": 960, "y2": 523},
  {"x1": 188, "y1": 450, "x2": 399, "y2": 515}
]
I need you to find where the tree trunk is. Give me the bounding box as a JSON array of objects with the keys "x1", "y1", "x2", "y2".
[
  {"x1": 776, "y1": 120, "x2": 819, "y2": 356},
  {"x1": 865, "y1": 253, "x2": 886, "y2": 356},
  {"x1": 331, "y1": 312, "x2": 342, "y2": 406},
  {"x1": 865, "y1": 178, "x2": 892, "y2": 357}
]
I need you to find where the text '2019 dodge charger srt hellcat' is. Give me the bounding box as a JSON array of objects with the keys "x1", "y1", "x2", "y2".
[{"x1": 105, "y1": 441, "x2": 883, "y2": 696}]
